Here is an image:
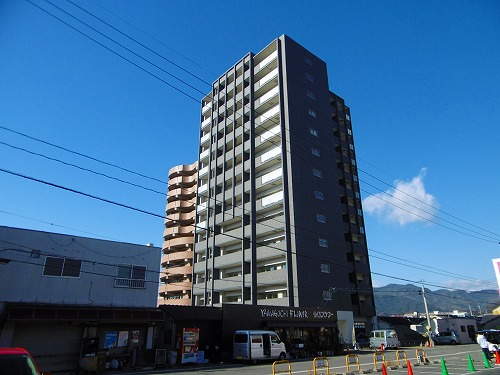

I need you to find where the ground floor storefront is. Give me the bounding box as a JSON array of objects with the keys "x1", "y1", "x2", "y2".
[
  {"x1": 221, "y1": 305, "x2": 365, "y2": 359},
  {"x1": 0, "y1": 304, "x2": 165, "y2": 374}
]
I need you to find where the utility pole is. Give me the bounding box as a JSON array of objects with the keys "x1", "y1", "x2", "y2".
[{"x1": 421, "y1": 282, "x2": 434, "y2": 347}]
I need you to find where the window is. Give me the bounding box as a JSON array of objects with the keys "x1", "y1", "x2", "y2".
[
  {"x1": 251, "y1": 335, "x2": 262, "y2": 344},
  {"x1": 359, "y1": 227, "x2": 365, "y2": 234},
  {"x1": 357, "y1": 208, "x2": 363, "y2": 216},
  {"x1": 320, "y1": 264, "x2": 330, "y2": 273},
  {"x1": 323, "y1": 290, "x2": 332, "y2": 300},
  {"x1": 305, "y1": 73, "x2": 314, "y2": 82},
  {"x1": 316, "y1": 214, "x2": 326, "y2": 223},
  {"x1": 115, "y1": 264, "x2": 146, "y2": 288},
  {"x1": 312, "y1": 169, "x2": 322, "y2": 178},
  {"x1": 310, "y1": 128, "x2": 318, "y2": 137},
  {"x1": 308, "y1": 109, "x2": 317, "y2": 118},
  {"x1": 43, "y1": 256, "x2": 81, "y2": 277},
  {"x1": 314, "y1": 191, "x2": 324, "y2": 200},
  {"x1": 319, "y1": 238, "x2": 328, "y2": 247},
  {"x1": 270, "y1": 334, "x2": 281, "y2": 344},
  {"x1": 117, "y1": 264, "x2": 146, "y2": 279},
  {"x1": 311, "y1": 148, "x2": 320, "y2": 157},
  {"x1": 304, "y1": 56, "x2": 313, "y2": 65},
  {"x1": 306, "y1": 90, "x2": 316, "y2": 100}
]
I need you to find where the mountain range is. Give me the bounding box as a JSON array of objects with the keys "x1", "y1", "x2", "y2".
[{"x1": 373, "y1": 284, "x2": 500, "y2": 316}]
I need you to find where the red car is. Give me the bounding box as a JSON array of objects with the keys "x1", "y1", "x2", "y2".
[{"x1": 0, "y1": 347, "x2": 51, "y2": 375}]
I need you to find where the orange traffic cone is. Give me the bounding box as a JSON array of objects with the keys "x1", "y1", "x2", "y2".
[
  {"x1": 382, "y1": 363, "x2": 388, "y2": 375},
  {"x1": 407, "y1": 360, "x2": 414, "y2": 375},
  {"x1": 380, "y1": 344, "x2": 385, "y2": 351},
  {"x1": 495, "y1": 351, "x2": 500, "y2": 365}
]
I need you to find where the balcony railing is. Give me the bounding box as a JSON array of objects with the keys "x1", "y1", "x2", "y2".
[{"x1": 114, "y1": 278, "x2": 145, "y2": 289}]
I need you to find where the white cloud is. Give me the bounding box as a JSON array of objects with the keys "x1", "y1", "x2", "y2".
[
  {"x1": 440, "y1": 279, "x2": 496, "y2": 292},
  {"x1": 362, "y1": 168, "x2": 439, "y2": 226}
]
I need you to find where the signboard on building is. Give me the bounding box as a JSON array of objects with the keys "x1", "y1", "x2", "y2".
[
  {"x1": 181, "y1": 328, "x2": 200, "y2": 364},
  {"x1": 492, "y1": 258, "x2": 500, "y2": 294}
]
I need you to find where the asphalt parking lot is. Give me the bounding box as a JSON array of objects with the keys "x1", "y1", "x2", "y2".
[{"x1": 115, "y1": 344, "x2": 500, "y2": 375}]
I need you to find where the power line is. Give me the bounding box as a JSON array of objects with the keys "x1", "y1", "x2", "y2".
[
  {"x1": 361, "y1": 179, "x2": 498, "y2": 242},
  {"x1": 24, "y1": 0, "x2": 499, "y2": 244},
  {"x1": 0, "y1": 141, "x2": 166, "y2": 195},
  {"x1": 0, "y1": 124, "x2": 167, "y2": 185},
  {"x1": 369, "y1": 248, "x2": 496, "y2": 288},
  {"x1": 24, "y1": 0, "x2": 201, "y2": 102},
  {"x1": 4, "y1": 116, "x2": 498, "y2": 246},
  {"x1": 39, "y1": 0, "x2": 208, "y2": 96},
  {"x1": 87, "y1": 0, "x2": 214, "y2": 76},
  {"x1": 359, "y1": 167, "x2": 500, "y2": 239},
  {"x1": 21, "y1": 0, "x2": 499, "y2": 243},
  {"x1": 3, "y1": 166, "x2": 496, "y2": 298},
  {"x1": 360, "y1": 188, "x2": 497, "y2": 243},
  {"x1": 0, "y1": 209, "x2": 121, "y2": 241},
  {"x1": 62, "y1": 0, "x2": 212, "y2": 87}
]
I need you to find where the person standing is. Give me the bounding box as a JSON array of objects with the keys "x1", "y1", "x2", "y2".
[{"x1": 478, "y1": 333, "x2": 491, "y2": 361}]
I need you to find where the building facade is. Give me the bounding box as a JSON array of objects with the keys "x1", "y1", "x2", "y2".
[
  {"x1": 194, "y1": 35, "x2": 376, "y2": 343},
  {"x1": 0, "y1": 226, "x2": 163, "y2": 373},
  {"x1": 159, "y1": 162, "x2": 197, "y2": 306}
]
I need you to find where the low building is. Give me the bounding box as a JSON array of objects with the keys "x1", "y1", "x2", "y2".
[
  {"x1": 430, "y1": 314, "x2": 477, "y2": 343},
  {"x1": 376, "y1": 316, "x2": 427, "y2": 346},
  {"x1": 0, "y1": 226, "x2": 162, "y2": 373}
]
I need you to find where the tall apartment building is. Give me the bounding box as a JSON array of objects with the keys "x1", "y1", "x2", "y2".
[
  {"x1": 159, "y1": 162, "x2": 197, "y2": 306},
  {"x1": 194, "y1": 35, "x2": 375, "y2": 331}
]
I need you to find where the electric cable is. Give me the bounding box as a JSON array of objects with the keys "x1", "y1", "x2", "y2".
[
  {"x1": 62, "y1": 0, "x2": 212, "y2": 87},
  {"x1": 39, "y1": 0, "x2": 207, "y2": 96},
  {"x1": 2, "y1": 167, "x2": 497, "y2": 298},
  {"x1": 0, "y1": 140, "x2": 165, "y2": 195},
  {"x1": 24, "y1": 0, "x2": 201, "y2": 102},
  {"x1": 23, "y1": 0, "x2": 499, "y2": 242}
]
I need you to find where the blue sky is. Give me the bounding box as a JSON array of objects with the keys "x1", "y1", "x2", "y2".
[{"x1": 1, "y1": 0, "x2": 499, "y2": 293}]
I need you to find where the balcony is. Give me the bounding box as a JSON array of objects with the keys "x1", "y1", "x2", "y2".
[
  {"x1": 161, "y1": 249, "x2": 193, "y2": 264},
  {"x1": 114, "y1": 278, "x2": 145, "y2": 289},
  {"x1": 195, "y1": 220, "x2": 207, "y2": 233},
  {"x1": 163, "y1": 225, "x2": 194, "y2": 240},
  {"x1": 200, "y1": 149, "x2": 210, "y2": 161},
  {"x1": 159, "y1": 296, "x2": 192, "y2": 306},
  {"x1": 255, "y1": 86, "x2": 279, "y2": 109},
  {"x1": 169, "y1": 175, "x2": 197, "y2": 187},
  {"x1": 168, "y1": 186, "x2": 196, "y2": 199},
  {"x1": 166, "y1": 199, "x2": 195, "y2": 214},
  {"x1": 201, "y1": 117, "x2": 211, "y2": 130},
  {"x1": 255, "y1": 104, "x2": 280, "y2": 128},
  {"x1": 200, "y1": 132, "x2": 210, "y2": 145},
  {"x1": 159, "y1": 282, "x2": 191, "y2": 294},
  {"x1": 197, "y1": 202, "x2": 207, "y2": 212},
  {"x1": 202, "y1": 102, "x2": 212, "y2": 114},
  {"x1": 257, "y1": 51, "x2": 277, "y2": 71},
  {"x1": 163, "y1": 236, "x2": 194, "y2": 250},
  {"x1": 198, "y1": 166, "x2": 209, "y2": 177},
  {"x1": 198, "y1": 184, "x2": 208, "y2": 195},
  {"x1": 255, "y1": 68, "x2": 278, "y2": 91},
  {"x1": 164, "y1": 264, "x2": 193, "y2": 277}
]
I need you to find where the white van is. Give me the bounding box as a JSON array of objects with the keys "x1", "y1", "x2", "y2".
[
  {"x1": 233, "y1": 330, "x2": 287, "y2": 363},
  {"x1": 369, "y1": 330, "x2": 400, "y2": 350}
]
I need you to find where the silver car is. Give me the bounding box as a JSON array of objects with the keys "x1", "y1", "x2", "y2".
[{"x1": 432, "y1": 331, "x2": 461, "y2": 345}]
